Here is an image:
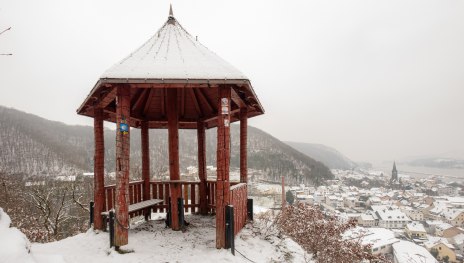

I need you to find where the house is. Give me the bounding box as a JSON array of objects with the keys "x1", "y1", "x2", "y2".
[
  {"x1": 425, "y1": 220, "x2": 446, "y2": 235},
  {"x1": 451, "y1": 233, "x2": 464, "y2": 256},
  {"x1": 344, "y1": 196, "x2": 357, "y2": 208},
  {"x1": 443, "y1": 209, "x2": 464, "y2": 227},
  {"x1": 344, "y1": 227, "x2": 399, "y2": 257},
  {"x1": 405, "y1": 222, "x2": 427, "y2": 240},
  {"x1": 392, "y1": 240, "x2": 438, "y2": 263},
  {"x1": 402, "y1": 207, "x2": 424, "y2": 221},
  {"x1": 325, "y1": 195, "x2": 343, "y2": 208},
  {"x1": 367, "y1": 196, "x2": 382, "y2": 207},
  {"x1": 296, "y1": 194, "x2": 314, "y2": 205},
  {"x1": 435, "y1": 223, "x2": 464, "y2": 238},
  {"x1": 425, "y1": 238, "x2": 458, "y2": 263},
  {"x1": 358, "y1": 213, "x2": 377, "y2": 227},
  {"x1": 374, "y1": 208, "x2": 411, "y2": 229}
]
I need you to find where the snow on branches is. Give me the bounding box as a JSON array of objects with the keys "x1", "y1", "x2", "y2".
[{"x1": 275, "y1": 203, "x2": 390, "y2": 263}]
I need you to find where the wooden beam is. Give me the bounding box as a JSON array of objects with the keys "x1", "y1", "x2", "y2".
[
  {"x1": 98, "y1": 88, "x2": 117, "y2": 109},
  {"x1": 240, "y1": 107, "x2": 247, "y2": 183},
  {"x1": 189, "y1": 89, "x2": 203, "y2": 117},
  {"x1": 161, "y1": 88, "x2": 166, "y2": 116},
  {"x1": 131, "y1": 89, "x2": 148, "y2": 112},
  {"x1": 181, "y1": 88, "x2": 185, "y2": 117},
  {"x1": 197, "y1": 121, "x2": 208, "y2": 215},
  {"x1": 202, "y1": 108, "x2": 241, "y2": 123},
  {"x1": 130, "y1": 83, "x2": 210, "y2": 89},
  {"x1": 148, "y1": 121, "x2": 197, "y2": 129},
  {"x1": 196, "y1": 89, "x2": 215, "y2": 114},
  {"x1": 93, "y1": 107, "x2": 105, "y2": 230},
  {"x1": 216, "y1": 86, "x2": 231, "y2": 249},
  {"x1": 114, "y1": 85, "x2": 131, "y2": 248},
  {"x1": 231, "y1": 88, "x2": 246, "y2": 108},
  {"x1": 167, "y1": 89, "x2": 181, "y2": 231},
  {"x1": 141, "y1": 121, "x2": 150, "y2": 202},
  {"x1": 143, "y1": 89, "x2": 155, "y2": 116}
]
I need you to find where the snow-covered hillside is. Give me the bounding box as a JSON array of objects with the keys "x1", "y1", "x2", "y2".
[{"x1": 0, "y1": 208, "x2": 306, "y2": 263}]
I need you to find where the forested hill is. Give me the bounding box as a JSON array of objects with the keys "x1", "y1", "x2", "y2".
[
  {"x1": 285, "y1": 142, "x2": 357, "y2": 170},
  {"x1": 0, "y1": 106, "x2": 333, "y2": 185}
]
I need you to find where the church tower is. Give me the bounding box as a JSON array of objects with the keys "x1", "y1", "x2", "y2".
[
  {"x1": 390, "y1": 162, "x2": 401, "y2": 189},
  {"x1": 391, "y1": 162, "x2": 398, "y2": 182}
]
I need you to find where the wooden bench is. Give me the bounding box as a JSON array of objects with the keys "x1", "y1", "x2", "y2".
[{"x1": 101, "y1": 199, "x2": 164, "y2": 230}]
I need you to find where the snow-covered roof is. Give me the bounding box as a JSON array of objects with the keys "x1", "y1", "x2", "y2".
[
  {"x1": 344, "y1": 227, "x2": 399, "y2": 250},
  {"x1": 452, "y1": 233, "x2": 464, "y2": 245},
  {"x1": 436, "y1": 223, "x2": 454, "y2": 231},
  {"x1": 406, "y1": 222, "x2": 426, "y2": 233},
  {"x1": 77, "y1": 6, "x2": 265, "y2": 126},
  {"x1": 360, "y1": 214, "x2": 375, "y2": 221},
  {"x1": 424, "y1": 236, "x2": 456, "y2": 250},
  {"x1": 443, "y1": 209, "x2": 464, "y2": 220},
  {"x1": 101, "y1": 10, "x2": 247, "y2": 81},
  {"x1": 375, "y1": 209, "x2": 410, "y2": 222},
  {"x1": 393, "y1": 241, "x2": 438, "y2": 263}
]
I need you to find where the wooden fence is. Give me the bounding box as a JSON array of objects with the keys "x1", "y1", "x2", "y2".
[
  {"x1": 229, "y1": 183, "x2": 248, "y2": 236},
  {"x1": 103, "y1": 179, "x2": 247, "y2": 235}
]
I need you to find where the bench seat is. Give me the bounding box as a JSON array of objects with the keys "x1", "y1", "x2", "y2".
[{"x1": 101, "y1": 199, "x2": 164, "y2": 216}]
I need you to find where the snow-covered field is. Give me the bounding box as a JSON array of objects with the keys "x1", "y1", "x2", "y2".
[{"x1": 0, "y1": 208, "x2": 306, "y2": 263}]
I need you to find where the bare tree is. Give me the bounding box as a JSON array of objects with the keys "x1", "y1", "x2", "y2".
[
  {"x1": 276, "y1": 203, "x2": 390, "y2": 263},
  {"x1": 27, "y1": 183, "x2": 74, "y2": 240}
]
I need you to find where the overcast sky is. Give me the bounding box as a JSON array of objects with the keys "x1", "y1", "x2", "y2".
[{"x1": 0, "y1": 0, "x2": 463, "y2": 162}]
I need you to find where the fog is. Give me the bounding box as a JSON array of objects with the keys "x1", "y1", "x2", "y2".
[{"x1": 0, "y1": 0, "x2": 463, "y2": 162}]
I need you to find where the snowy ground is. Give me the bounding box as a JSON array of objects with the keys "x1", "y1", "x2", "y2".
[{"x1": 1, "y1": 208, "x2": 306, "y2": 263}]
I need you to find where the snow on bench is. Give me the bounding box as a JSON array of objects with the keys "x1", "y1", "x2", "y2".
[{"x1": 101, "y1": 199, "x2": 164, "y2": 216}]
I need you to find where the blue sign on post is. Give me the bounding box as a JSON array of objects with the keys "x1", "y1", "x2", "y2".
[{"x1": 120, "y1": 123, "x2": 129, "y2": 134}]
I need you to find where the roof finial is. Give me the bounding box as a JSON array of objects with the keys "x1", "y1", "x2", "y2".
[{"x1": 169, "y1": 4, "x2": 174, "y2": 18}]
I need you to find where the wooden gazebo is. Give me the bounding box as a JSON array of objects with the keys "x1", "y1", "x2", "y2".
[{"x1": 77, "y1": 7, "x2": 264, "y2": 249}]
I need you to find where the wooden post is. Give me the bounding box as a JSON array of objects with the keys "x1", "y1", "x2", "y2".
[
  {"x1": 216, "y1": 85, "x2": 231, "y2": 249},
  {"x1": 282, "y1": 176, "x2": 286, "y2": 209},
  {"x1": 141, "y1": 121, "x2": 150, "y2": 201},
  {"x1": 167, "y1": 89, "x2": 181, "y2": 230},
  {"x1": 197, "y1": 121, "x2": 207, "y2": 215},
  {"x1": 93, "y1": 107, "x2": 105, "y2": 230},
  {"x1": 114, "y1": 86, "x2": 131, "y2": 247},
  {"x1": 240, "y1": 107, "x2": 247, "y2": 184}
]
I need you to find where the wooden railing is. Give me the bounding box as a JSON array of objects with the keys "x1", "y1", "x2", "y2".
[
  {"x1": 206, "y1": 180, "x2": 216, "y2": 213},
  {"x1": 229, "y1": 183, "x2": 248, "y2": 236},
  {"x1": 104, "y1": 180, "x2": 201, "y2": 216},
  {"x1": 149, "y1": 181, "x2": 201, "y2": 213},
  {"x1": 103, "y1": 180, "x2": 244, "y2": 221},
  {"x1": 104, "y1": 180, "x2": 145, "y2": 216},
  {"x1": 206, "y1": 181, "x2": 240, "y2": 214}
]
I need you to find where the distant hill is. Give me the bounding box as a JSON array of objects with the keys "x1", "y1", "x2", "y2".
[
  {"x1": 406, "y1": 158, "x2": 464, "y2": 169},
  {"x1": 0, "y1": 106, "x2": 333, "y2": 185},
  {"x1": 284, "y1": 142, "x2": 357, "y2": 170}
]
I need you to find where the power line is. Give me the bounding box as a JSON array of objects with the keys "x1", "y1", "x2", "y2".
[
  {"x1": 0, "y1": 27, "x2": 12, "y2": 56},
  {"x1": 0, "y1": 27, "x2": 11, "y2": 36}
]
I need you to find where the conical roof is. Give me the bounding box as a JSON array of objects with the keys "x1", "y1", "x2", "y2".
[
  {"x1": 101, "y1": 11, "x2": 248, "y2": 81},
  {"x1": 77, "y1": 7, "x2": 264, "y2": 128}
]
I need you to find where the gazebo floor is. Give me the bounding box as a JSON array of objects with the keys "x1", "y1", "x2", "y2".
[{"x1": 31, "y1": 213, "x2": 306, "y2": 263}]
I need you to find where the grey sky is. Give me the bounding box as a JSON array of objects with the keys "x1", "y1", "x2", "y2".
[{"x1": 0, "y1": 0, "x2": 463, "y2": 162}]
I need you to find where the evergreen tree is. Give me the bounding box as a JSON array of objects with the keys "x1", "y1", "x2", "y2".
[{"x1": 286, "y1": 190, "x2": 295, "y2": 205}]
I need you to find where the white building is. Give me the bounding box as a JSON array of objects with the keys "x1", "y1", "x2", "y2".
[
  {"x1": 392, "y1": 240, "x2": 438, "y2": 263},
  {"x1": 374, "y1": 208, "x2": 411, "y2": 229}
]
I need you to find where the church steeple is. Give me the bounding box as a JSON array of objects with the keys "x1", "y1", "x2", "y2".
[{"x1": 390, "y1": 161, "x2": 399, "y2": 188}]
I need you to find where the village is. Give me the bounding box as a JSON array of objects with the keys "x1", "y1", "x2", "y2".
[{"x1": 250, "y1": 164, "x2": 464, "y2": 263}]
